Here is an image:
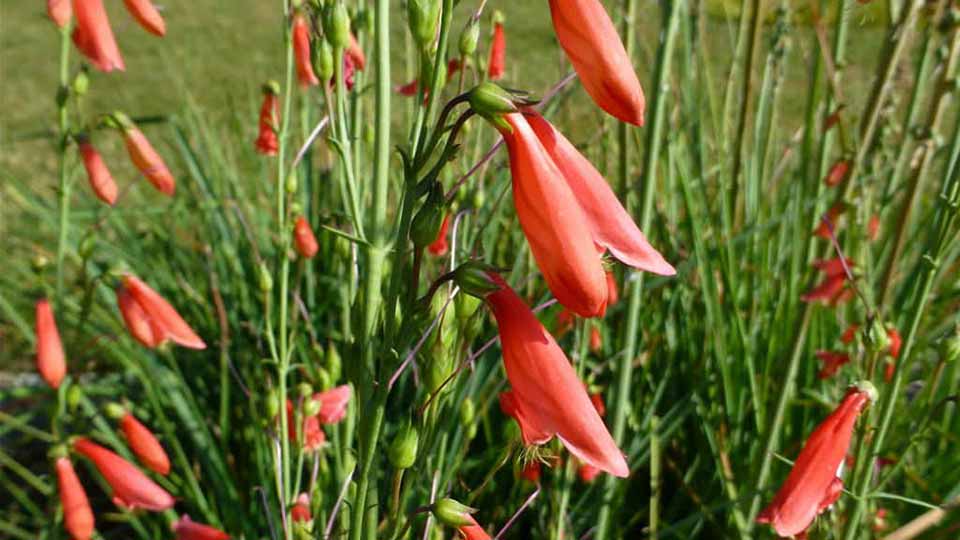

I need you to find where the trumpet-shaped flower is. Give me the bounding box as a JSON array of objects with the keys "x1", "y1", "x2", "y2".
[
  {"x1": 72, "y1": 0, "x2": 125, "y2": 72},
  {"x1": 293, "y1": 216, "x2": 319, "y2": 259},
  {"x1": 36, "y1": 299, "x2": 66, "y2": 389},
  {"x1": 487, "y1": 20, "x2": 505, "y2": 81},
  {"x1": 121, "y1": 124, "x2": 175, "y2": 196},
  {"x1": 116, "y1": 275, "x2": 206, "y2": 350},
  {"x1": 119, "y1": 412, "x2": 170, "y2": 475},
  {"x1": 56, "y1": 457, "x2": 94, "y2": 540},
  {"x1": 293, "y1": 14, "x2": 319, "y2": 87},
  {"x1": 78, "y1": 139, "x2": 118, "y2": 205},
  {"x1": 73, "y1": 437, "x2": 174, "y2": 512}
]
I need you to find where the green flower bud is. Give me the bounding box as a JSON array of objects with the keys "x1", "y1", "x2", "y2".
[
  {"x1": 454, "y1": 292, "x2": 481, "y2": 324},
  {"x1": 460, "y1": 397, "x2": 475, "y2": 425},
  {"x1": 314, "y1": 39, "x2": 335, "y2": 81},
  {"x1": 266, "y1": 389, "x2": 281, "y2": 419},
  {"x1": 297, "y1": 383, "x2": 314, "y2": 398},
  {"x1": 78, "y1": 234, "x2": 97, "y2": 259},
  {"x1": 327, "y1": 342, "x2": 342, "y2": 382},
  {"x1": 104, "y1": 402, "x2": 126, "y2": 420},
  {"x1": 452, "y1": 260, "x2": 502, "y2": 298},
  {"x1": 316, "y1": 366, "x2": 332, "y2": 391},
  {"x1": 304, "y1": 396, "x2": 322, "y2": 417},
  {"x1": 285, "y1": 171, "x2": 299, "y2": 194},
  {"x1": 459, "y1": 18, "x2": 479, "y2": 57},
  {"x1": 259, "y1": 262, "x2": 274, "y2": 292},
  {"x1": 324, "y1": 2, "x2": 351, "y2": 49},
  {"x1": 432, "y1": 498, "x2": 476, "y2": 528},
  {"x1": 32, "y1": 254, "x2": 50, "y2": 271},
  {"x1": 865, "y1": 319, "x2": 891, "y2": 354},
  {"x1": 49, "y1": 444, "x2": 69, "y2": 460},
  {"x1": 72, "y1": 67, "x2": 90, "y2": 97},
  {"x1": 407, "y1": 0, "x2": 441, "y2": 48},
  {"x1": 411, "y1": 183, "x2": 446, "y2": 248},
  {"x1": 66, "y1": 384, "x2": 83, "y2": 412},
  {"x1": 388, "y1": 420, "x2": 419, "y2": 469}
]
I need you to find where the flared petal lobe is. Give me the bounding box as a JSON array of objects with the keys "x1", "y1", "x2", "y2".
[
  {"x1": 486, "y1": 275, "x2": 628, "y2": 477},
  {"x1": 73, "y1": 437, "x2": 174, "y2": 512},
  {"x1": 525, "y1": 111, "x2": 674, "y2": 275},
  {"x1": 72, "y1": 0, "x2": 125, "y2": 72},
  {"x1": 547, "y1": 0, "x2": 644, "y2": 125},
  {"x1": 123, "y1": 0, "x2": 166, "y2": 36},
  {"x1": 56, "y1": 458, "x2": 95, "y2": 540},
  {"x1": 500, "y1": 113, "x2": 607, "y2": 317},
  {"x1": 121, "y1": 275, "x2": 206, "y2": 349},
  {"x1": 120, "y1": 413, "x2": 171, "y2": 475},
  {"x1": 79, "y1": 141, "x2": 118, "y2": 205},
  {"x1": 36, "y1": 299, "x2": 66, "y2": 389},
  {"x1": 757, "y1": 388, "x2": 873, "y2": 537},
  {"x1": 123, "y1": 128, "x2": 175, "y2": 196}
]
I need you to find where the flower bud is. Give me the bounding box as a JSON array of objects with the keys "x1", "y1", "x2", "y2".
[
  {"x1": 304, "y1": 396, "x2": 322, "y2": 417},
  {"x1": 72, "y1": 68, "x2": 90, "y2": 97},
  {"x1": 315, "y1": 367, "x2": 332, "y2": 391},
  {"x1": 326, "y1": 342, "x2": 342, "y2": 382},
  {"x1": 460, "y1": 398, "x2": 477, "y2": 440},
  {"x1": 104, "y1": 402, "x2": 126, "y2": 420},
  {"x1": 866, "y1": 319, "x2": 891, "y2": 354},
  {"x1": 259, "y1": 262, "x2": 274, "y2": 292},
  {"x1": 314, "y1": 39, "x2": 335, "y2": 81},
  {"x1": 459, "y1": 18, "x2": 479, "y2": 57},
  {"x1": 407, "y1": 0, "x2": 441, "y2": 48},
  {"x1": 388, "y1": 420, "x2": 419, "y2": 469},
  {"x1": 297, "y1": 383, "x2": 314, "y2": 398},
  {"x1": 432, "y1": 498, "x2": 476, "y2": 527},
  {"x1": 411, "y1": 183, "x2": 446, "y2": 248},
  {"x1": 78, "y1": 234, "x2": 97, "y2": 259},
  {"x1": 324, "y1": 2, "x2": 351, "y2": 49},
  {"x1": 266, "y1": 389, "x2": 281, "y2": 419},
  {"x1": 452, "y1": 260, "x2": 502, "y2": 298},
  {"x1": 66, "y1": 384, "x2": 83, "y2": 412},
  {"x1": 286, "y1": 171, "x2": 299, "y2": 194}
]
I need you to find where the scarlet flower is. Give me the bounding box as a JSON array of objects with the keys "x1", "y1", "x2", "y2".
[
  {"x1": 841, "y1": 324, "x2": 859, "y2": 344},
  {"x1": 487, "y1": 274, "x2": 628, "y2": 477},
  {"x1": 119, "y1": 412, "x2": 170, "y2": 475},
  {"x1": 815, "y1": 350, "x2": 850, "y2": 380},
  {"x1": 497, "y1": 111, "x2": 673, "y2": 317},
  {"x1": 487, "y1": 21, "x2": 505, "y2": 81},
  {"x1": 457, "y1": 515, "x2": 492, "y2": 540},
  {"x1": 116, "y1": 275, "x2": 206, "y2": 350},
  {"x1": 121, "y1": 126, "x2": 175, "y2": 196},
  {"x1": 802, "y1": 258, "x2": 854, "y2": 305},
  {"x1": 814, "y1": 203, "x2": 845, "y2": 239},
  {"x1": 173, "y1": 515, "x2": 230, "y2": 540},
  {"x1": 291, "y1": 493, "x2": 312, "y2": 523},
  {"x1": 811, "y1": 257, "x2": 852, "y2": 278},
  {"x1": 284, "y1": 400, "x2": 327, "y2": 451},
  {"x1": 589, "y1": 326, "x2": 602, "y2": 352},
  {"x1": 547, "y1": 0, "x2": 644, "y2": 125},
  {"x1": 578, "y1": 463, "x2": 600, "y2": 483},
  {"x1": 73, "y1": 437, "x2": 175, "y2": 511},
  {"x1": 293, "y1": 216, "x2": 319, "y2": 259},
  {"x1": 313, "y1": 384, "x2": 351, "y2": 424},
  {"x1": 868, "y1": 214, "x2": 880, "y2": 241},
  {"x1": 78, "y1": 139, "x2": 118, "y2": 205},
  {"x1": 56, "y1": 457, "x2": 94, "y2": 540},
  {"x1": 123, "y1": 0, "x2": 166, "y2": 37},
  {"x1": 605, "y1": 271, "x2": 619, "y2": 307},
  {"x1": 756, "y1": 384, "x2": 875, "y2": 537},
  {"x1": 428, "y1": 214, "x2": 451, "y2": 256},
  {"x1": 292, "y1": 14, "x2": 320, "y2": 87},
  {"x1": 520, "y1": 460, "x2": 541, "y2": 483},
  {"x1": 884, "y1": 327, "x2": 902, "y2": 382},
  {"x1": 396, "y1": 79, "x2": 419, "y2": 96},
  {"x1": 346, "y1": 33, "x2": 366, "y2": 71},
  {"x1": 824, "y1": 160, "x2": 850, "y2": 187},
  {"x1": 35, "y1": 299, "x2": 66, "y2": 389},
  {"x1": 72, "y1": 0, "x2": 125, "y2": 72},
  {"x1": 255, "y1": 86, "x2": 280, "y2": 156},
  {"x1": 48, "y1": 0, "x2": 72, "y2": 28}
]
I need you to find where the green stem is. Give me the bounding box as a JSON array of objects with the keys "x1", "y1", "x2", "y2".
[{"x1": 54, "y1": 23, "x2": 72, "y2": 303}]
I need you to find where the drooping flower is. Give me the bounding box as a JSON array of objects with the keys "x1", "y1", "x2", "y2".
[
  {"x1": 284, "y1": 400, "x2": 327, "y2": 451},
  {"x1": 486, "y1": 274, "x2": 628, "y2": 477},
  {"x1": 605, "y1": 271, "x2": 619, "y2": 307},
  {"x1": 116, "y1": 275, "x2": 206, "y2": 349},
  {"x1": 396, "y1": 79, "x2": 419, "y2": 96},
  {"x1": 292, "y1": 14, "x2": 320, "y2": 87},
  {"x1": 72, "y1": 0, "x2": 125, "y2": 72},
  {"x1": 547, "y1": 0, "x2": 644, "y2": 125},
  {"x1": 291, "y1": 493, "x2": 312, "y2": 523},
  {"x1": 123, "y1": 0, "x2": 166, "y2": 37},
  {"x1": 815, "y1": 350, "x2": 851, "y2": 380},
  {"x1": 313, "y1": 385, "x2": 351, "y2": 424},
  {"x1": 78, "y1": 138, "x2": 118, "y2": 205},
  {"x1": 73, "y1": 437, "x2": 175, "y2": 512},
  {"x1": 841, "y1": 324, "x2": 859, "y2": 344},
  {"x1": 824, "y1": 160, "x2": 850, "y2": 187},
  {"x1": 487, "y1": 16, "x2": 505, "y2": 81},
  {"x1": 428, "y1": 214, "x2": 451, "y2": 256},
  {"x1": 119, "y1": 412, "x2": 170, "y2": 475},
  {"x1": 293, "y1": 216, "x2": 319, "y2": 259},
  {"x1": 346, "y1": 33, "x2": 366, "y2": 71},
  {"x1": 589, "y1": 326, "x2": 602, "y2": 352},
  {"x1": 756, "y1": 383, "x2": 876, "y2": 537},
  {"x1": 35, "y1": 299, "x2": 66, "y2": 389},
  {"x1": 48, "y1": 0, "x2": 72, "y2": 28},
  {"x1": 255, "y1": 83, "x2": 280, "y2": 156},
  {"x1": 814, "y1": 203, "x2": 845, "y2": 239},
  {"x1": 56, "y1": 457, "x2": 95, "y2": 540},
  {"x1": 802, "y1": 257, "x2": 854, "y2": 305},
  {"x1": 118, "y1": 119, "x2": 175, "y2": 196},
  {"x1": 173, "y1": 515, "x2": 230, "y2": 540}
]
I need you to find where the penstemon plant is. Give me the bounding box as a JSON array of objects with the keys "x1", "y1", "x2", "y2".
[{"x1": 4, "y1": 0, "x2": 960, "y2": 539}]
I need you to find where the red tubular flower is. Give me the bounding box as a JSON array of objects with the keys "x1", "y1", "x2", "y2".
[
  {"x1": 487, "y1": 274, "x2": 629, "y2": 477},
  {"x1": 173, "y1": 515, "x2": 230, "y2": 540},
  {"x1": 292, "y1": 14, "x2": 319, "y2": 87},
  {"x1": 313, "y1": 385, "x2": 351, "y2": 424},
  {"x1": 757, "y1": 384, "x2": 876, "y2": 537},
  {"x1": 123, "y1": 0, "x2": 166, "y2": 37},
  {"x1": 811, "y1": 257, "x2": 852, "y2": 278},
  {"x1": 802, "y1": 258, "x2": 854, "y2": 305},
  {"x1": 578, "y1": 463, "x2": 600, "y2": 483},
  {"x1": 78, "y1": 139, "x2": 118, "y2": 205},
  {"x1": 868, "y1": 215, "x2": 880, "y2": 241},
  {"x1": 814, "y1": 203, "x2": 845, "y2": 238},
  {"x1": 815, "y1": 350, "x2": 850, "y2": 380},
  {"x1": 255, "y1": 86, "x2": 280, "y2": 156},
  {"x1": 887, "y1": 327, "x2": 901, "y2": 359},
  {"x1": 605, "y1": 271, "x2": 619, "y2": 307},
  {"x1": 284, "y1": 400, "x2": 327, "y2": 451},
  {"x1": 35, "y1": 299, "x2": 66, "y2": 389},
  {"x1": 293, "y1": 216, "x2": 319, "y2": 259},
  {"x1": 56, "y1": 457, "x2": 95, "y2": 540},
  {"x1": 589, "y1": 326, "x2": 602, "y2": 352},
  {"x1": 346, "y1": 33, "x2": 366, "y2": 71},
  {"x1": 824, "y1": 160, "x2": 850, "y2": 187},
  {"x1": 117, "y1": 275, "x2": 206, "y2": 349},
  {"x1": 396, "y1": 79, "x2": 419, "y2": 96},
  {"x1": 48, "y1": 0, "x2": 72, "y2": 28},
  {"x1": 291, "y1": 493, "x2": 312, "y2": 523},
  {"x1": 547, "y1": 0, "x2": 644, "y2": 125},
  {"x1": 487, "y1": 21, "x2": 505, "y2": 81},
  {"x1": 73, "y1": 437, "x2": 174, "y2": 511},
  {"x1": 121, "y1": 126, "x2": 175, "y2": 196},
  {"x1": 457, "y1": 516, "x2": 492, "y2": 540},
  {"x1": 520, "y1": 461, "x2": 541, "y2": 483},
  {"x1": 841, "y1": 324, "x2": 859, "y2": 344},
  {"x1": 428, "y1": 214, "x2": 451, "y2": 256},
  {"x1": 72, "y1": 0, "x2": 125, "y2": 72},
  {"x1": 120, "y1": 413, "x2": 170, "y2": 475}
]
